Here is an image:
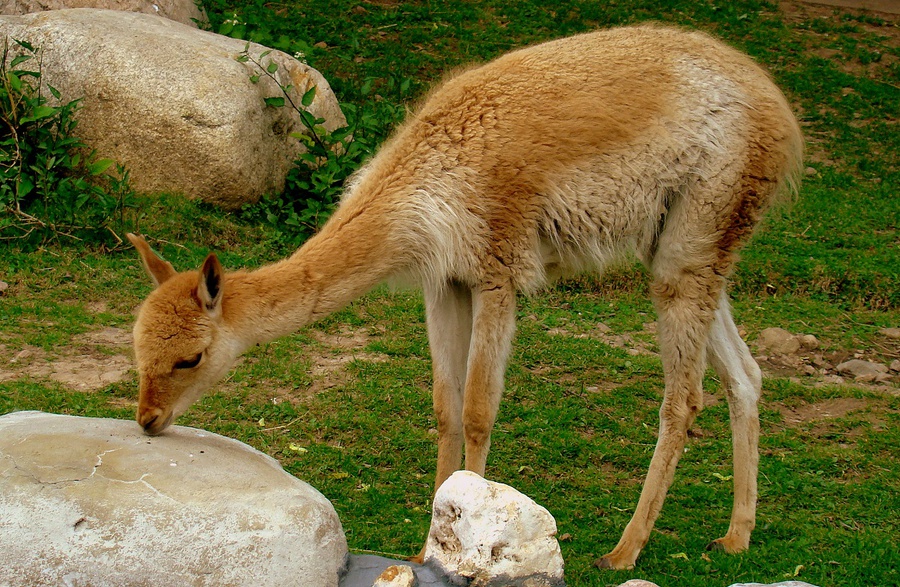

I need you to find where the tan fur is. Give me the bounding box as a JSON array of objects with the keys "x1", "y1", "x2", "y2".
[{"x1": 130, "y1": 25, "x2": 802, "y2": 570}]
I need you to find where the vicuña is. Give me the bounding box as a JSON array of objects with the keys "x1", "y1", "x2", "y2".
[{"x1": 128, "y1": 24, "x2": 802, "y2": 569}]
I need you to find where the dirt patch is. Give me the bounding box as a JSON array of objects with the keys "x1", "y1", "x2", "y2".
[
  {"x1": 775, "y1": 397, "x2": 869, "y2": 424},
  {"x1": 301, "y1": 326, "x2": 389, "y2": 397},
  {"x1": 799, "y1": 0, "x2": 900, "y2": 16},
  {"x1": 0, "y1": 327, "x2": 133, "y2": 391}
]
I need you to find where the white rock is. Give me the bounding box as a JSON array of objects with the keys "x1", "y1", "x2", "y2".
[
  {"x1": 756, "y1": 327, "x2": 801, "y2": 355},
  {"x1": 373, "y1": 565, "x2": 418, "y2": 587},
  {"x1": 424, "y1": 471, "x2": 564, "y2": 587},
  {"x1": 0, "y1": 9, "x2": 346, "y2": 209},
  {"x1": 0, "y1": 0, "x2": 206, "y2": 27},
  {"x1": 617, "y1": 581, "x2": 661, "y2": 587},
  {"x1": 0, "y1": 411, "x2": 348, "y2": 586}
]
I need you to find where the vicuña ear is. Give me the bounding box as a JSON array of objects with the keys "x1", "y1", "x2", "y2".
[
  {"x1": 196, "y1": 253, "x2": 224, "y2": 318},
  {"x1": 127, "y1": 233, "x2": 176, "y2": 287}
]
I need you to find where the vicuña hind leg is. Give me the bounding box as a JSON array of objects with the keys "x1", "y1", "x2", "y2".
[
  {"x1": 706, "y1": 290, "x2": 761, "y2": 553},
  {"x1": 596, "y1": 270, "x2": 720, "y2": 570}
]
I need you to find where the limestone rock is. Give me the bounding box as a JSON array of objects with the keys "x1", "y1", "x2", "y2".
[
  {"x1": 836, "y1": 359, "x2": 889, "y2": 382},
  {"x1": 424, "y1": 471, "x2": 564, "y2": 587},
  {"x1": 0, "y1": 0, "x2": 206, "y2": 27},
  {"x1": 756, "y1": 327, "x2": 801, "y2": 355},
  {"x1": 0, "y1": 411, "x2": 348, "y2": 586},
  {"x1": 0, "y1": 9, "x2": 346, "y2": 209},
  {"x1": 374, "y1": 565, "x2": 418, "y2": 587}
]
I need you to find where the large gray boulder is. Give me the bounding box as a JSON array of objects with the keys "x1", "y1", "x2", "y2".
[
  {"x1": 0, "y1": 411, "x2": 348, "y2": 586},
  {"x1": 0, "y1": 0, "x2": 206, "y2": 27},
  {"x1": 0, "y1": 9, "x2": 346, "y2": 209}
]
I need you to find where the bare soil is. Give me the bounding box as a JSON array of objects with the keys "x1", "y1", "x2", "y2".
[{"x1": 0, "y1": 327, "x2": 133, "y2": 392}]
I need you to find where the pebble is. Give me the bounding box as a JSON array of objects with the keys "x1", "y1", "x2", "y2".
[
  {"x1": 879, "y1": 327, "x2": 900, "y2": 339},
  {"x1": 373, "y1": 565, "x2": 417, "y2": 587}
]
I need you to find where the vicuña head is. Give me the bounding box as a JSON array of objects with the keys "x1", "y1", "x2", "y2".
[{"x1": 128, "y1": 234, "x2": 239, "y2": 435}]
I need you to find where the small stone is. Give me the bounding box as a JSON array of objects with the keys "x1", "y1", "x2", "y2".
[
  {"x1": 836, "y1": 359, "x2": 888, "y2": 380},
  {"x1": 890, "y1": 360, "x2": 900, "y2": 373},
  {"x1": 804, "y1": 166, "x2": 818, "y2": 176},
  {"x1": 798, "y1": 334, "x2": 819, "y2": 350},
  {"x1": 879, "y1": 327, "x2": 900, "y2": 339},
  {"x1": 756, "y1": 327, "x2": 801, "y2": 355},
  {"x1": 0, "y1": 280, "x2": 8, "y2": 294},
  {"x1": 802, "y1": 365, "x2": 816, "y2": 376},
  {"x1": 373, "y1": 565, "x2": 417, "y2": 587},
  {"x1": 811, "y1": 354, "x2": 829, "y2": 368},
  {"x1": 596, "y1": 323, "x2": 612, "y2": 333},
  {"x1": 314, "y1": 41, "x2": 328, "y2": 48},
  {"x1": 618, "y1": 581, "x2": 661, "y2": 587},
  {"x1": 822, "y1": 375, "x2": 845, "y2": 385}
]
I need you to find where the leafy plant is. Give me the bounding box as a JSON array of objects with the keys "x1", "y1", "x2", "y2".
[
  {"x1": 0, "y1": 37, "x2": 140, "y2": 246},
  {"x1": 237, "y1": 45, "x2": 406, "y2": 248}
]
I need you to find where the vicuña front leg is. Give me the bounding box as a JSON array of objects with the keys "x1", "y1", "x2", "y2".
[
  {"x1": 706, "y1": 291, "x2": 761, "y2": 553},
  {"x1": 425, "y1": 281, "x2": 475, "y2": 494},
  {"x1": 412, "y1": 281, "x2": 515, "y2": 564},
  {"x1": 410, "y1": 281, "x2": 474, "y2": 564},
  {"x1": 596, "y1": 272, "x2": 719, "y2": 570},
  {"x1": 462, "y1": 282, "x2": 517, "y2": 476}
]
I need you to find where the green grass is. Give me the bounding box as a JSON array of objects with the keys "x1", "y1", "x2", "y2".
[{"x1": 1, "y1": 1, "x2": 899, "y2": 586}]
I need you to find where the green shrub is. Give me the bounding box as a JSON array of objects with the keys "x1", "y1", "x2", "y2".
[
  {"x1": 0, "y1": 37, "x2": 139, "y2": 247},
  {"x1": 237, "y1": 45, "x2": 406, "y2": 249}
]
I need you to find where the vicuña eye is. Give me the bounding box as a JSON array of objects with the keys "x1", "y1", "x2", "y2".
[{"x1": 174, "y1": 353, "x2": 202, "y2": 370}]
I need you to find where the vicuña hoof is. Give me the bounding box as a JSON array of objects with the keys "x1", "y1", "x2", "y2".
[
  {"x1": 706, "y1": 536, "x2": 749, "y2": 553},
  {"x1": 593, "y1": 554, "x2": 635, "y2": 571}
]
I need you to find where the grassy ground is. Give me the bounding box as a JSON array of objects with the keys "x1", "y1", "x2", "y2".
[{"x1": 1, "y1": 1, "x2": 898, "y2": 586}]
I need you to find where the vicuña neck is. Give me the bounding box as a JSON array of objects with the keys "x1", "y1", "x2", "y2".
[{"x1": 221, "y1": 203, "x2": 408, "y2": 349}]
